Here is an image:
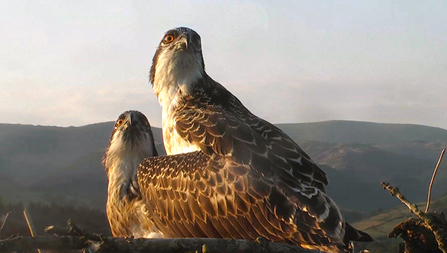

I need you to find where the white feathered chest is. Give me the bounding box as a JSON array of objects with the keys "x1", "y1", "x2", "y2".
[{"x1": 152, "y1": 48, "x2": 204, "y2": 155}]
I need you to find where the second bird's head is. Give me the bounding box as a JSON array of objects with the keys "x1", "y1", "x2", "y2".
[{"x1": 105, "y1": 110, "x2": 158, "y2": 162}]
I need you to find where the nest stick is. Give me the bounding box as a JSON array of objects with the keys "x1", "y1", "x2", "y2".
[
  {"x1": 426, "y1": 148, "x2": 446, "y2": 213},
  {"x1": 23, "y1": 209, "x2": 44, "y2": 253}
]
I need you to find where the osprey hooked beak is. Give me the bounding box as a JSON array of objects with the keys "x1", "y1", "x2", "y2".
[
  {"x1": 113, "y1": 111, "x2": 152, "y2": 146},
  {"x1": 149, "y1": 27, "x2": 205, "y2": 85},
  {"x1": 177, "y1": 33, "x2": 191, "y2": 50},
  {"x1": 166, "y1": 28, "x2": 201, "y2": 53},
  {"x1": 116, "y1": 111, "x2": 140, "y2": 130},
  {"x1": 103, "y1": 110, "x2": 158, "y2": 173}
]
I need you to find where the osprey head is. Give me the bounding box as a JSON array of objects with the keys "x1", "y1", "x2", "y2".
[
  {"x1": 111, "y1": 111, "x2": 155, "y2": 147},
  {"x1": 149, "y1": 27, "x2": 205, "y2": 99},
  {"x1": 103, "y1": 110, "x2": 158, "y2": 171}
]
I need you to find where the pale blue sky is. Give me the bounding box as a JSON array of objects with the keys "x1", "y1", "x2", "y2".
[{"x1": 1, "y1": 0, "x2": 446, "y2": 128}]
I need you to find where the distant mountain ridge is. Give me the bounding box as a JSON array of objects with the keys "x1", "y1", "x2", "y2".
[
  {"x1": 1, "y1": 120, "x2": 446, "y2": 213},
  {"x1": 277, "y1": 120, "x2": 447, "y2": 144}
]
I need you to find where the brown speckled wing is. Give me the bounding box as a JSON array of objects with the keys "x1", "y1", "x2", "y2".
[
  {"x1": 174, "y1": 77, "x2": 328, "y2": 192},
  {"x1": 137, "y1": 151, "x2": 345, "y2": 252},
  {"x1": 138, "y1": 151, "x2": 255, "y2": 238}
]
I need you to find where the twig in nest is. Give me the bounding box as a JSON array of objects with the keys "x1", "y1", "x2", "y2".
[
  {"x1": 382, "y1": 182, "x2": 447, "y2": 253},
  {"x1": 426, "y1": 148, "x2": 446, "y2": 213},
  {"x1": 389, "y1": 215, "x2": 446, "y2": 253},
  {"x1": 0, "y1": 236, "x2": 318, "y2": 253},
  {"x1": 381, "y1": 182, "x2": 422, "y2": 216},
  {"x1": 67, "y1": 219, "x2": 107, "y2": 242},
  {"x1": 44, "y1": 225, "x2": 75, "y2": 236},
  {"x1": 1, "y1": 219, "x2": 319, "y2": 253},
  {"x1": 23, "y1": 209, "x2": 43, "y2": 253},
  {"x1": 0, "y1": 212, "x2": 11, "y2": 234}
]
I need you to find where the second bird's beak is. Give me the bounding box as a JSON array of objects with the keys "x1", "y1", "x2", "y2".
[{"x1": 129, "y1": 112, "x2": 139, "y2": 127}]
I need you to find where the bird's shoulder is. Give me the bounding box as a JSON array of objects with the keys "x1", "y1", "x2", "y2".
[{"x1": 172, "y1": 76, "x2": 328, "y2": 190}]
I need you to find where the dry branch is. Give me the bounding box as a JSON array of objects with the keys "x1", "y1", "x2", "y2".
[
  {"x1": 0, "y1": 212, "x2": 11, "y2": 234},
  {"x1": 0, "y1": 219, "x2": 320, "y2": 252},
  {"x1": 0, "y1": 235, "x2": 318, "y2": 253},
  {"x1": 382, "y1": 182, "x2": 447, "y2": 253},
  {"x1": 426, "y1": 148, "x2": 446, "y2": 213},
  {"x1": 23, "y1": 209, "x2": 44, "y2": 253}
]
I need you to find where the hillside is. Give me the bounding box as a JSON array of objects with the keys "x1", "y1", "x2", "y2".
[
  {"x1": 277, "y1": 120, "x2": 447, "y2": 144},
  {"x1": 353, "y1": 192, "x2": 447, "y2": 239},
  {"x1": 0, "y1": 120, "x2": 446, "y2": 213},
  {"x1": 299, "y1": 140, "x2": 445, "y2": 211},
  {"x1": 0, "y1": 122, "x2": 165, "y2": 210},
  {"x1": 0, "y1": 122, "x2": 165, "y2": 185}
]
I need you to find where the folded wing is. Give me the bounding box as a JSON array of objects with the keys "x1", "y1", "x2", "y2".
[
  {"x1": 174, "y1": 79, "x2": 327, "y2": 192},
  {"x1": 137, "y1": 151, "x2": 345, "y2": 252}
]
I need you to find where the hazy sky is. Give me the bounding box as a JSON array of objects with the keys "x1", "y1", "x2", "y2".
[{"x1": 1, "y1": 0, "x2": 446, "y2": 129}]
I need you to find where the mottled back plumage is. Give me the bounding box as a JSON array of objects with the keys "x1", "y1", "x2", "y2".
[
  {"x1": 103, "y1": 110, "x2": 163, "y2": 238},
  {"x1": 140, "y1": 27, "x2": 373, "y2": 252}
]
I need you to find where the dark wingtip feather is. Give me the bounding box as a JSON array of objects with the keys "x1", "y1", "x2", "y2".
[{"x1": 344, "y1": 222, "x2": 374, "y2": 243}]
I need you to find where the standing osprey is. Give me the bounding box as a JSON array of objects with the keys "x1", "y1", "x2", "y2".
[
  {"x1": 103, "y1": 110, "x2": 163, "y2": 238},
  {"x1": 140, "y1": 27, "x2": 372, "y2": 252}
]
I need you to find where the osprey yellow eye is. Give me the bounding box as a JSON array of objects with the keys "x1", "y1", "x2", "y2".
[
  {"x1": 116, "y1": 119, "x2": 124, "y2": 126},
  {"x1": 164, "y1": 35, "x2": 174, "y2": 43}
]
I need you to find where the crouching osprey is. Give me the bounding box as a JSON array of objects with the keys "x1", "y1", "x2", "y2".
[
  {"x1": 103, "y1": 110, "x2": 163, "y2": 238},
  {"x1": 140, "y1": 27, "x2": 373, "y2": 252}
]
